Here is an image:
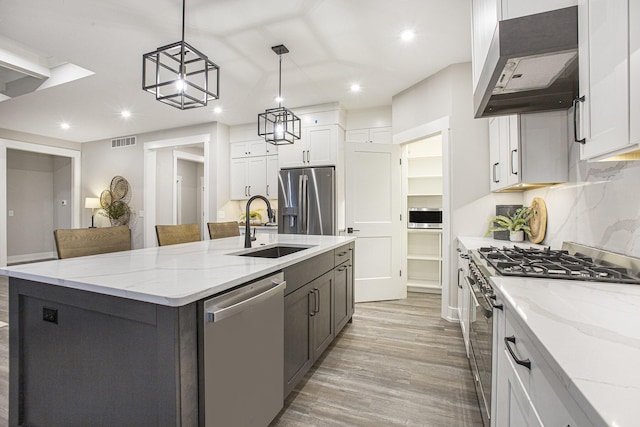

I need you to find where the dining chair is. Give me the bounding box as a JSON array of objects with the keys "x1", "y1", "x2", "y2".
[
  {"x1": 155, "y1": 224, "x2": 201, "y2": 246},
  {"x1": 54, "y1": 225, "x2": 131, "y2": 259},
  {"x1": 207, "y1": 221, "x2": 240, "y2": 239}
]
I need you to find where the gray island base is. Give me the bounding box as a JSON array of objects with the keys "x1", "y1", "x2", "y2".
[{"x1": 2, "y1": 234, "x2": 355, "y2": 426}]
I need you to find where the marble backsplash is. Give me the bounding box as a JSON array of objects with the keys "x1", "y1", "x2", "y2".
[{"x1": 524, "y1": 140, "x2": 640, "y2": 257}]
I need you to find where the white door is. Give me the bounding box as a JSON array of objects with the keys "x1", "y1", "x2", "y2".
[
  {"x1": 346, "y1": 143, "x2": 403, "y2": 302},
  {"x1": 307, "y1": 126, "x2": 335, "y2": 166}
]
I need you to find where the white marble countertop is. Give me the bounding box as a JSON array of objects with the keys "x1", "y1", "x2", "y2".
[
  {"x1": 0, "y1": 234, "x2": 355, "y2": 307},
  {"x1": 492, "y1": 276, "x2": 640, "y2": 426}
]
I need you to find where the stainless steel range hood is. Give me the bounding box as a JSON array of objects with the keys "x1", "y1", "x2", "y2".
[{"x1": 474, "y1": 6, "x2": 578, "y2": 118}]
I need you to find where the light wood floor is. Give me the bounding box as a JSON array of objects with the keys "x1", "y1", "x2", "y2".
[
  {"x1": 271, "y1": 294, "x2": 483, "y2": 426},
  {"x1": 0, "y1": 277, "x2": 481, "y2": 426}
]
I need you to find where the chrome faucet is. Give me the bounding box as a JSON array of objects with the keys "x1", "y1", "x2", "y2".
[{"x1": 245, "y1": 195, "x2": 273, "y2": 248}]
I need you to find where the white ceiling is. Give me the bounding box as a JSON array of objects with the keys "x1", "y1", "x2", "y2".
[{"x1": 0, "y1": 0, "x2": 471, "y2": 143}]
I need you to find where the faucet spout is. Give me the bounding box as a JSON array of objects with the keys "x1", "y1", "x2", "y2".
[{"x1": 245, "y1": 195, "x2": 273, "y2": 248}]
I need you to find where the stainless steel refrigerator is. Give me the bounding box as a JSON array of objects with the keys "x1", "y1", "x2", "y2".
[{"x1": 278, "y1": 167, "x2": 335, "y2": 235}]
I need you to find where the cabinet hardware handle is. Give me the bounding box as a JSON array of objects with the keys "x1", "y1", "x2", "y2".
[
  {"x1": 505, "y1": 336, "x2": 531, "y2": 370},
  {"x1": 489, "y1": 295, "x2": 503, "y2": 311},
  {"x1": 511, "y1": 149, "x2": 518, "y2": 175},
  {"x1": 460, "y1": 253, "x2": 469, "y2": 260},
  {"x1": 266, "y1": 184, "x2": 270, "y2": 197},
  {"x1": 337, "y1": 251, "x2": 347, "y2": 257},
  {"x1": 302, "y1": 150, "x2": 306, "y2": 163},
  {"x1": 248, "y1": 185, "x2": 251, "y2": 196},
  {"x1": 337, "y1": 266, "x2": 347, "y2": 272},
  {"x1": 457, "y1": 268, "x2": 464, "y2": 289},
  {"x1": 493, "y1": 162, "x2": 499, "y2": 183},
  {"x1": 313, "y1": 288, "x2": 320, "y2": 314},
  {"x1": 573, "y1": 96, "x2": 586, "y2": 144},
  {"x1": 244, "y1": 186, "x2": 248, "y2": 197},
  {"x1": 309, "y1": 290, "x2": 316, "y2": 317},
  {"x1": 307, "y1": 150, "x2": 310, "y2": 163}
]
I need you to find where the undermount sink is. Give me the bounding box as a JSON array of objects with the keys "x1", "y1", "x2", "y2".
[{"x1": 236, "y1": 245, "x2": 313, "y2": 259}]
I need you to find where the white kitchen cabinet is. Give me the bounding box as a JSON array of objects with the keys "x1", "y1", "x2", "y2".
[
  {"x1": 489, "y1": 117, "x2": 510, "y2": 192},
  {"x1": 456, "y1": 242, "x2": 471, "y2": 356},
  {"x1": 265, "y1": 155, "x2": 279, "y2": 199},
  {"x1": 345, "y1": 127, "x2": 392, "y2": 144},
  {"x1": 576, "y1": 0, "x2": 640, "y2": 160},
  {"x1": 471, "y1": 0, "x2": 577, "y2": 90},
  {"x1": 230, "y1": 156, "x2": 267, "y2": 200},
  {"x1": 493, "y1": 296, "x2": 596, "y2": 427},
  {"x1": 489, "y1": 111, "x2": 568, "y2": 192},
  {"x1": 230, "y1": 140, "x2": 276, "y2": 158},
  {"x1": 278, "y1": 125, "x2": 339, "y2": 169}
]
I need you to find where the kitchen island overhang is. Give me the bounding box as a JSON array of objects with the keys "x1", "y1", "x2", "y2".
[{"x1": 2, "y1": 233, "x2": 355, "y2": 426}]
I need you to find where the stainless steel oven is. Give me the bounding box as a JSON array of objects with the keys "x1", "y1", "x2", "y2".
[
  {"x1": 407, "y1": 208, "x2": 442, "y2": 229},
  {"x1": 467, "y1": 259, "x2": 502, "y2": 427}
]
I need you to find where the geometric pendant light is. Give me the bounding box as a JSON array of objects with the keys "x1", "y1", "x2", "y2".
[
  {"x1": 142, "y1": 0, "x2": 220, "y2": 110},
  {"x1": 258, "y1": 44, "x2": 301, "y2": 145}
]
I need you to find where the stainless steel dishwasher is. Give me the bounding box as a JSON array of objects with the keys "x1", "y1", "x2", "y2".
[{"x1": 202, "y1": 272, "x2": 286, "y2": 426}]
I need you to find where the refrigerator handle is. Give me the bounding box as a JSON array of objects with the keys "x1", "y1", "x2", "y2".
[
  {"x1": 298, "y1": 174, "x2": 304, "y2": 233},
  {"x1": 302, "y1": 174, "x2": 308, "y2": 233}
]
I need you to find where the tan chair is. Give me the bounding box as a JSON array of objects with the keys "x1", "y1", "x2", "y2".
[
  {"x1": 155, "y1": 224, "x2": 201, "y2": 246},
  {"x1": 207, "y1": 221, "x2": 240, "y2": 240},
  {"x1": 54, "y1": 226, "x2": 131, "y2": 259}
]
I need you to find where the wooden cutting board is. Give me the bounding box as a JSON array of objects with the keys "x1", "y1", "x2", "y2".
[{"x1": 529, "y1": 197, "x2": 547, "y2": 244}]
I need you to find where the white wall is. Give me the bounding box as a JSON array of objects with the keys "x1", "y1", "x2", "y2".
[
  {"x1": 82, "y1": 122, "x2": 229, "y2": 249},
  {"x1": 53, "y1": 156, "x2": 72, "y2": 230}
]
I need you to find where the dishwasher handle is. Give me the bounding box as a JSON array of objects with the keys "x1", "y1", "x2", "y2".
[{"x1": 206, "y1": 279, "x2": 286, "y2": 323}]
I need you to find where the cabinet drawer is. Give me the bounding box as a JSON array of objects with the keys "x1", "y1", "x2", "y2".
[
  {"x1": 334, "y1": 244, "x2": 352, "y2": 266},
  {"x1": 504, "y1": 309, "x2": 534, "y2": 391},
  {"x1": 283, "y1": 251, "x2": 334, "y2": 296}
]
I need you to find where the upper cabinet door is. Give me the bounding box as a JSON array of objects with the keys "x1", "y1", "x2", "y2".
[
  {"x1": 265, "y1": 156, "x2": 279, "y2": 199},
  {"x1": 630, "y1": 0, "x2": 640, "y2": 146},
  {"x1": 506, "y1": 115, "x2": 520, "y2": 187},
  {"x1": 307, "y1": 126, "x2": 336, "y2": 166},
  {"x1": 471, "y1": 0, "x2": 500, "y2": 91},
  {"x1": 579, "y1": 0, "x2": 634, "y2": 159},
  {"x1": 277, "y1": 138, "x2": 306, "y2": 169}
]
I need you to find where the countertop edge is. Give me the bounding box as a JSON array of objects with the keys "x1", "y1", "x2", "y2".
[{"x1": 1, "y1": 235, "x2": 356, "y2": 307}]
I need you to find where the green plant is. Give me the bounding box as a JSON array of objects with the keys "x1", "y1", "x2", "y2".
[
  {"x1": 100, "y1": 200, "x2": 131, "y2": 225},
  {"x1": 240, "y1": 210, "x2": 262, "y2": 221},
  {"x1": 485, "y1": 207, "x2": 535, "y2": 237}
]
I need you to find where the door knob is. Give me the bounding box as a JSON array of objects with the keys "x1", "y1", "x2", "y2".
[{"x1": 347, "y1": 227, "x2": 361, "y2": 234}]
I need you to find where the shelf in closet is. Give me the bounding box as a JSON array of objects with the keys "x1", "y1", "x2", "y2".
[
  {"x1": 407, "y1": 254, "x2": 442, "y2": 261},
  {"x1": 406, "y1": 279, "x2": 441, "y2": 293}
]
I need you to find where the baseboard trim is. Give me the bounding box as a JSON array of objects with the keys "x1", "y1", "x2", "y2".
[{"x1": 7, "y1": 251, "x2": 57, "y2": 265}]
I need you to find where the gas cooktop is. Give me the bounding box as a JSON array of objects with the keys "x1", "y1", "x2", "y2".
[{"x1": 476, "y1": 245, "x2": 640, "y2": 285}]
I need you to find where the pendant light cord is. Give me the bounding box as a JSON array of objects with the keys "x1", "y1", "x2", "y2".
[
  {"x1": 278, "y1": 54, "x2": 283, "y2": 108},
  {"x1": 181, "y1": 0, "x2": 186, "y2": 43}
]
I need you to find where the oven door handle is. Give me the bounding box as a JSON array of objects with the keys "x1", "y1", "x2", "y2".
[
  {"x1": 466, "y1": 276, "x2": 492, "y2": 319},
  {"x1": 489, "y1": 294, "x2": 504, "y2": 311}
]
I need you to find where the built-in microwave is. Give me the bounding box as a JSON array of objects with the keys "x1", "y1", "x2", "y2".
[{"x1": 408, "y1": 208, "x2": 442, "y2": 229}]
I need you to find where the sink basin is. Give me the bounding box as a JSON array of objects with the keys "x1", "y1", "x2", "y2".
[{"x1": 237, "y1": 245, "x2": 312, "y2": 259}]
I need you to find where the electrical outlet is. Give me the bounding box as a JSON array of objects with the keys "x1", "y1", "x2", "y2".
[
  {"x1": 218, "y1": 210, "x2": 226, "y2": 219},
  {"x1": 8, "y1": 210, "x2": 14, "y2": 217},
  {"x1": 43, "y1": 307, "x2": 58, "y2": 324}
]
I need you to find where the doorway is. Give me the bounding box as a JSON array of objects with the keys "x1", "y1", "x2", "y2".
[
  {"x1": 394, "y1": 116, "x2": 452, "y2": 320},
  {"x1": 143, "y1": 134, "x2": 210, "y2": 247},
  {"x1": 174, "y1": 153, "x2": 205, "y2": 239},
  {"x1": 0, "y1": 139, "x2": 81, "y2": 267}
]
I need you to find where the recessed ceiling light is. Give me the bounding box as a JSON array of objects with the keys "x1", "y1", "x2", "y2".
[
  {"x1": 60, "y1": 122, "x2": 70, "y2": 130},
  {"x1": 213, "y1": 106, "x2": 222, "y2": 114},
  {"x1": 350, "y1": 83, "x2": 361, "y2": 93},
  {"x1": 121, "y1": 110, "x2": 131, "y2": 118},
  {"x1": 401, "y1": 29, "x2": 415, "y2": 42}
]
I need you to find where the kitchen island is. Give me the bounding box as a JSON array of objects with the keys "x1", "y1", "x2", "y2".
[{"x1": 1, "y1": 233, "x2": 355, "y2": 426}]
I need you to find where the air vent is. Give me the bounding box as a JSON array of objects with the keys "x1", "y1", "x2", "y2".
[{"x1": 111, "y1": 136, "x2": 136, "y2": 148}]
